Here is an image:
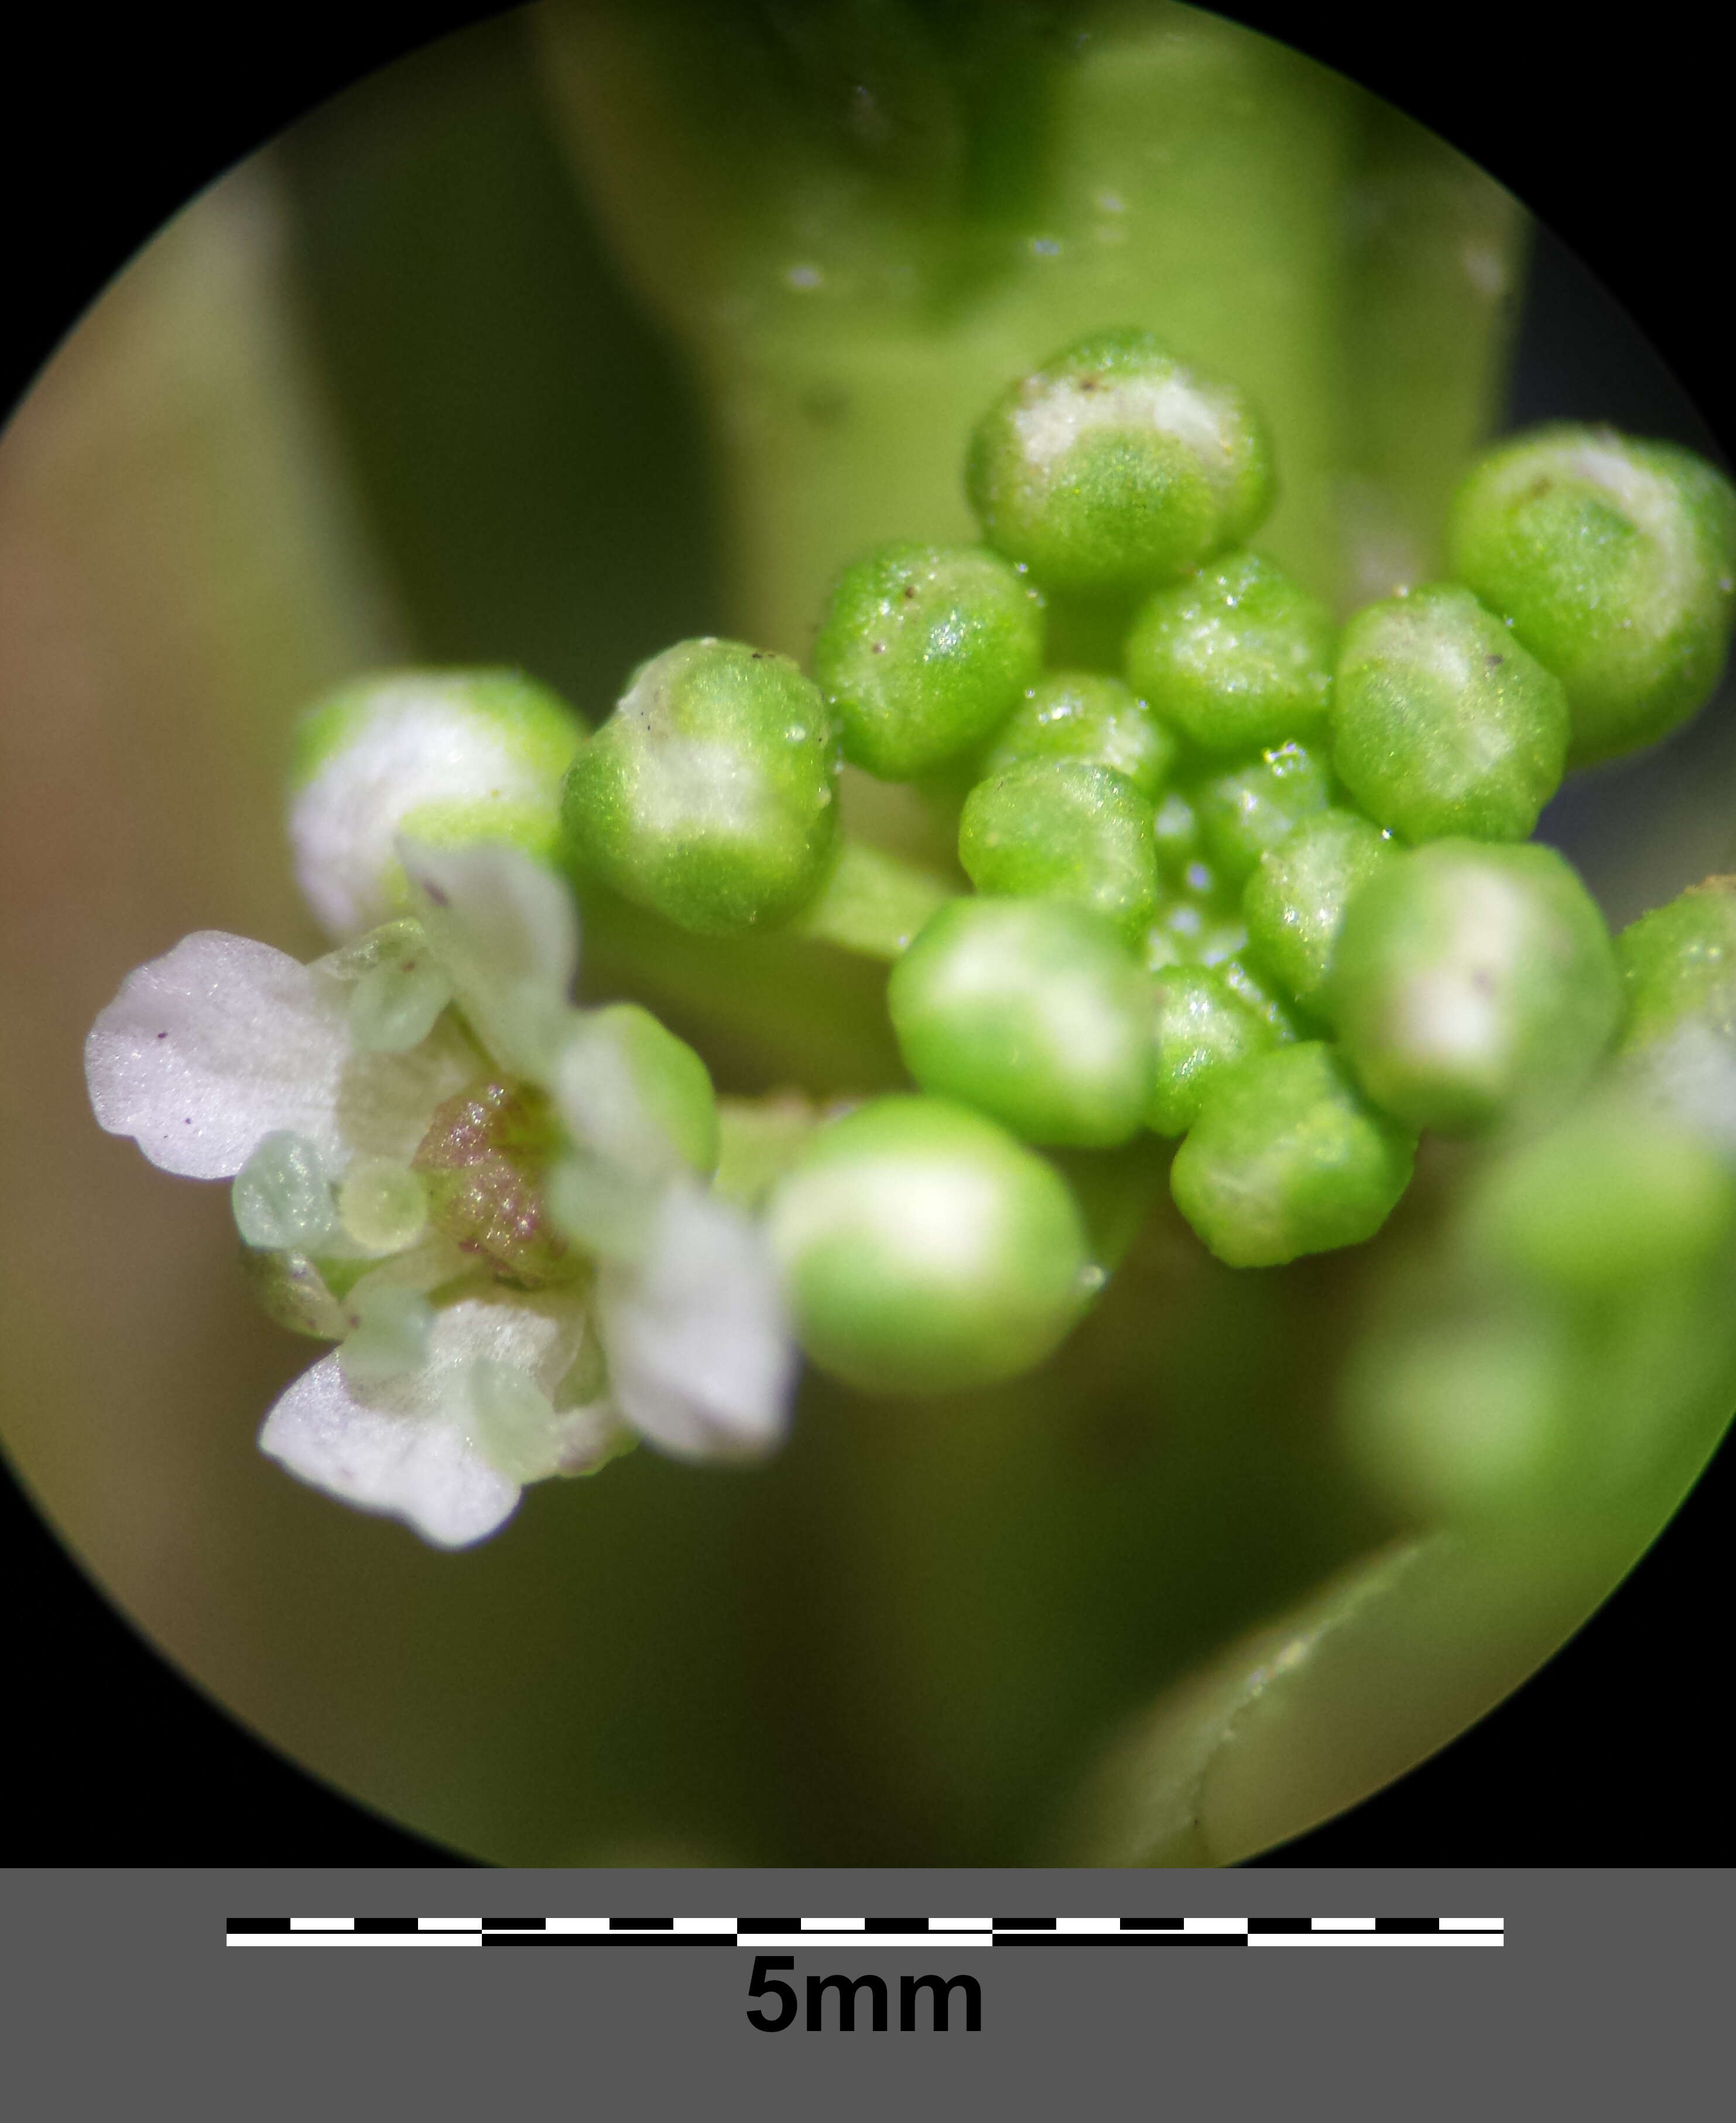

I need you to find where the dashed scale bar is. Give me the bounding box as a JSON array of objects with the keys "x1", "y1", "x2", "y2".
[{"x1": 226, "y1": 1915, "x2": 1503, "y2": 1948}]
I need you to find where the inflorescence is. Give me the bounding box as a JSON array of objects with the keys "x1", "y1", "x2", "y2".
[{"x1": 87, "y1": 327, "x2": 1736, "y2": 1544}]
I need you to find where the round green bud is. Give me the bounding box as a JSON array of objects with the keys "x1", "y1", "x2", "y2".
[
  {"x1": 981, "y1": 672, "x2": 1176, "y2": 796},
  {"x1": 1616, "y1": 878, "x2": 1736, "y2": 1055},
  {"x1": 888, "y1": 899, "x2": 1152, "y2": 1148},
  {"x1": 289, "y1": 670, "x2": 584, "y2": 940},
  {"x1": 1193, "y1": 738, "x2": 1334, "y2": 889},
  {"x1": 813, "y1": 541, "x2": 1045, "y2": 780},
  {"x1": 337, "y1": 1158, "x2": 430, "y2": 1254},
  {"x1": 768, "y1": 1095, "x2": 1092, "y2": 1395},
  {"x1": 1242, "y1": 806, "x2": 1396, "y2": 1013},
  {"x1": 958, "y1": 760, "x2": 1158, "y2": 945},
  {"x1": 562, "y1": 638, "x2": 839, "y2": 936},
  {"x1": 1331, "y1": 840, "x2": 1622, "y2": 1134},
  {"x1": 1462, "y1": 1098, "x2": 1736, "y2": 1295},
  {"x1": 1146, "y1": 963, "x2": 1289, "y2": 1137},
  {"x1": 1341, "y1": 1300, "x2": 1571, "y2": 1523},
  {"x1": 1169, "y1": 1042, "x2": 1416, "y2": 1268},
  {"x1": 1217, "y1": 953, "x2": 1305, "y2": 1040},
  {"x1": 1446, "y1": 424, "x2": 1736, "y2": 764},
  {"x1": 1331, "y1": 583, "x2": 1569, "y2": 843},
  {"x1": 1615, "y1": 881, "x2": 1736, "y2": 1186},
  {"x1": 1124, "y1": 551, "x2": 1334, "y2": 753},
  {"x1": 965, "y1": 330, "x2": 1274, "y2": 594}
]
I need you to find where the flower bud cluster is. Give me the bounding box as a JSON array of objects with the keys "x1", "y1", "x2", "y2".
[{"x1": 86, "y1": 328, "x2": 1736, "y2": 1539}]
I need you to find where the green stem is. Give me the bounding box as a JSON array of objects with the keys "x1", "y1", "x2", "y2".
[
  {"x1": 345, "y1": 0, "x2": 1528, "y2": 1091},
  {"x1": 1337, "y1": 101, "x2": 1530, "y2": 607},
  {"x1": 790, "y1": 837, "x2": 957, "y2": 959},
  {"x1": 536, "y1": 1, "x2": 1365, "y2": 635},
  {"x1": 577, "y1": 881, "x2": 908, "y2": 1095}
]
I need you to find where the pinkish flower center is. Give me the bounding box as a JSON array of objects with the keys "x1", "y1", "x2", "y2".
[{"x1": 412, "y1": 1078, "x2": 575, "y2": 1287}]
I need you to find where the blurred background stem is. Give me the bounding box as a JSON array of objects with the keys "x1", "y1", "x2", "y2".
[{"x1": 535, "y1": 0, "x2": 1525, "y2": 642}]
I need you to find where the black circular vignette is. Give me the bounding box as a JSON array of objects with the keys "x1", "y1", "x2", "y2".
[
  {"x1": 2, "y1": 4, "x2": 521, "y2": 418},
  {"x1": 0, "y1": 1461, "x2": 471, "y2": 1865},
  {"x1": 4, "y1": 0, "x2": 1731, "y2": 1868}
]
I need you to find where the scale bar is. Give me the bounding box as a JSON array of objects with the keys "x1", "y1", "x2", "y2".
[{"x1": 227, "y1": 1915, "x2": 1502, "y2": 1950}]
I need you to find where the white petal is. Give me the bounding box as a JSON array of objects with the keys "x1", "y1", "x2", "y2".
[
  {"x1": 259, "y1": 1293, "x2": 590, "y2": 1547},
  {"x1": 260, "y1": 1350, "x2": 521, "y2": 1548},
  {"x1": 597, "y1": 1184, "x2": 797, "y2": 1461},
  {"x1": 421, "y1": 1287, "x2": 590, "y2": 1393},
  {"x1": 85, "y1": 933, "x2": 351, "y2": 1180},
  {"x1": 398, "y1": 839, "x2": 579, "y2": 1079},
  {"x1": 547, "y1": 1401, "x2": 634, "y2": 1475},
  {"x1": 333, "y1": 1011, "x2": 479, "y2": 1164}
]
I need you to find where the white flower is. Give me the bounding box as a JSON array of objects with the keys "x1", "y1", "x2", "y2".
[
  {"x1": 258, "y1": 1290, "x2": 615, "y2": 1548},
  {"x1": 85, "y1": 841, "x2": 797, "y2": 1548}
]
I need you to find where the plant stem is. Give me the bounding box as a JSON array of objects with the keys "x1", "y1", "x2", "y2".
[
  {"x1": 537, "y1": 1, "x2": 1371, "y2": 641},
  {"x1": 1337, "y1": 100, "x2": 1530, "y2": 607},
  {"x1": 790, "y1": 837, "x2": 957, "y2": 959}
]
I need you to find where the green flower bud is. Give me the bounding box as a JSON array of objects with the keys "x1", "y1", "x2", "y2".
[
  {"x1": 768, "y1": 1095, "x2": 1092, "y2": 1394},
  {"x1": 1447, "y1": 424, "x2": 1736, "y2": 764},
  {"x1": 289, "y1": 670, "x2": 584, "y2": 939},
  {"x1": 965, "y1": 330, "x2": 1274, "y2": 593},
  {"x1": 981, "y1": 672, "x2": 1176, "y2": 796},
  {"x1": 813, "y1": 542, "x2": 1045, "y2": 780},
  {"x1": 1332, "y1": 840, "x2": 1621, "y2": 1134},
  {"x1": 958, "y1": 760, "x2": 1158, "y2": 945},
  {"x1": 1616, "y1": 877, "x2": 1736, "y2": 1055},
  {"x1": 1341, "y1": 1295, "x2": 1572, "y2": 1523},
  {"x1": 1217, "y1": 953, "x2": 1305, "y2": 1040},
  {"x1": 1193, "y1": 738, "x2": 1333, "y2": 889},
  {"x1": 1462, "y1": 1098, "x2": 1736, "y2": 1295},
  {"x1": 1124, "y1": 551, "x2": 1334, "y2": 753},
  {"x1": 1242, "y1": 806, "x2": 1396, "y2": 1013},
  {"x1": 563, "y1": 638, "x2": 839, "y2": 935},
  {"x1": 1146, "y1": 963, "x2": 1289, "y2": 1137},
  {"x1": 1331, "y1": 584, "x2": 1569, "y2": 843},
  {"x1": 888, "y1": 899, "x2": 1152, "y2": 1148},
  {"x1": 1170, "y1": 1042, "x2": 1416, "y2": 1267}
]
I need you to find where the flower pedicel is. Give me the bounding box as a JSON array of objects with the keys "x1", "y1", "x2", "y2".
[{"x1": 87, "y1": 333, "x2": 1736, "y2": 1548}]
